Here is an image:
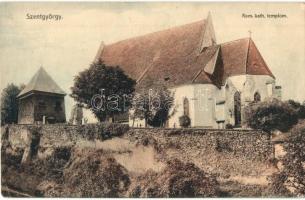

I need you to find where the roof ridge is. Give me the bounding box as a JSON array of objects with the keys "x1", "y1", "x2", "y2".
[{"x1": 105, "y1": 19, "x2": 206, "y2": 47}]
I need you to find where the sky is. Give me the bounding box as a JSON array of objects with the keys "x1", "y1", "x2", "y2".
[{"x1": 0, "y1": 2, "x2": 304, "y2": 119}]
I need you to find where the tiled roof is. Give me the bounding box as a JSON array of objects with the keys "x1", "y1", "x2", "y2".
[
  {"x1": 17, "y1": 67, "x2": 66, "y2": 98},
  {"x1": 98, "y1": 19, "x2": 274, "y2": 89},
  {"x1": 221, "y1": 38, "x2": 275, "y2": 82},
  {"x1": 100, "y1": 20, "x2": 221, "y2": 88}
]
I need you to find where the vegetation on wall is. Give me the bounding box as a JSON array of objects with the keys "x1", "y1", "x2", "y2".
[
  {"x1": 1, "y1": 84, "x2": 25, "y2": 125},
  {"x1": 268, "y1": 121, "x2": 305, "y2": 197},
  {"x1": 70, "y1": 61, "x2": 136, "y2": 122}
]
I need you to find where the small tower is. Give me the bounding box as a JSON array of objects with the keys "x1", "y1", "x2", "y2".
[{"x1": 17, "y1": 67, "x2": 66, "y2": 124}]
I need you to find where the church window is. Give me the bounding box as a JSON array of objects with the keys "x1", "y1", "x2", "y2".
[
  {"x1": 183, "y1": 98, "x2": 190, "y2": 117},
  {"x1": 234, "y1": 92, "x2": 241, "y2": 126},
  {"x1": 254, "y1": 92, "x2": 261, "y2": 102}
]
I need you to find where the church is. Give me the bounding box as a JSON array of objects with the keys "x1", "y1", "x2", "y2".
[{"x1": 94, "y1": 13, "x2": 281, "y2": 128}]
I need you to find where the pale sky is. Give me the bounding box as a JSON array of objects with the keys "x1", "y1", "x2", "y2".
[{"x1": 0, "y1": 2, "x2": 304, "y2": 119}]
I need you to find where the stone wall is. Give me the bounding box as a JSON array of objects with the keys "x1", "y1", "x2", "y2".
[
  {"x1": 2, "y1": 124, "x2": 274, "y2": 177},
  {"x1": 124, "y1": 128, "x2": 274, "y2": 177},
  {"x1": 2, "y1": 123, "x2": 129, "y2": 162}
]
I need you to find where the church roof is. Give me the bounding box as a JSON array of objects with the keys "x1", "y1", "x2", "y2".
[
  {"x1": 100, "y1": 20, "x2": 221, "y2": 88},
  {"x1": 221, "y1": 38, "x2": 275, "y2": 81},
  {"x1": 97, "y1": 18, "x2": 274, "y2": 89},
  {"x1": 17, "y1": 67, "x2": 66, "y2": 98}
]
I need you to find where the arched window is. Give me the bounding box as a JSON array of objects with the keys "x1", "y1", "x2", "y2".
[
  {"x1": 183, "y1": 98, "x2": 189, "y2": 117},
  {"x1": 254, "y1": 92, "x2": 261, "y2": 103},
  {"x1": 234, "y1": 92, "x2": 241, "y2": 126}
]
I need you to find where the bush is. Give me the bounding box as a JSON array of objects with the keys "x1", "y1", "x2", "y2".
[
  {"x1": 244, "y1": 99, "x2": 298, "y2": 132},
  {"x1": 128, "y1": 159, "x2": 220, "y2": 197},
  {"x1": 225, "y1": 123, "x2": 233, "y2": 129},
  {"x1": 179, "y1": 115, "x2": 191, "y2": 128},
  {"x1": 287, "y1": 100, "x2": 305, "y2": 119},
  {"x1": 266, "y1": 173, "x2": 292, "y2": 197},
  {"x1": 63, "y1": 148, "x2": 130, "y2": 197},
  {"x1": 267, "y1": 121, "x2": 305, "y2": 197},
  {"x1": 76, "y1": 123, "x2": 129, "y2": 140}
]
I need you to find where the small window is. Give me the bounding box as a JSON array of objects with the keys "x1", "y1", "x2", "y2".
[
  {"x1": 254, "y1": 92, "x2": 261, "y2": 103},
  {"x1": 55, "y1": 101, "x2": 62, "y2": 111}
]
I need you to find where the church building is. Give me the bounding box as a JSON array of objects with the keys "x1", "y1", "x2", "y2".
[
  {"x1": 17, "y1": 67, "x2": 66, "y2": 124},
  {"x1": 94, "y1": 13, "x2": 281, "y2": 128}
]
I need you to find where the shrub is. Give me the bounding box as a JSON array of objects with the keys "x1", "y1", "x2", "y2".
[
  {"x1": 63, "y1": 148, "x2": 130, "y2": 197},
  {"x1": 287, "y1": 100, "x2": 305, "y2": 119},
  {"x1": 128, "y1": 159, "x2": 220, "y2": 197},
  {"x1": 244, "y1": 99, "x2": 298, "y2": 132},
  {"x1": 267, "y1": 121, "x2": 305, "y2": 197},
  {"x1": 179, "y1": 115, "x2": 191, "y2": 128},
  {"x1": 225, "y1": 123, "x2": 233, "y2": 129},
  {"x1": 76, "y1": 123, "x2": 129, "y2": 140}
]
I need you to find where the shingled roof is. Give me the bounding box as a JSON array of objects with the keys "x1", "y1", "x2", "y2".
[
  {"x1": 98, "y1": 18, "x2": 274, "y2": 89},
  {"x1": 17, "y1": 67, "x2": 66, "y2": 98}
]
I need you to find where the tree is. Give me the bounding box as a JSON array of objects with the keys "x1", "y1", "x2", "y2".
[
  {"x1": 131, "y1": 84, "x2": 175, "y2": 127},
  {"x1": 1, "y1": 84, "x2": 24, "y2": 125},
  {"x1": 287, "y1": 99, "x2": 305, "y2": 119},
  {"x1": 70, "y1": 61, "x2": 136, "y2": 122},
  {"x1": 244, "y1": 98, "x2": 298, "y2": 132}
]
